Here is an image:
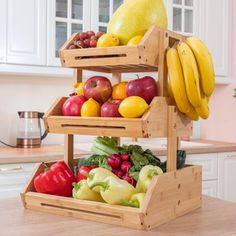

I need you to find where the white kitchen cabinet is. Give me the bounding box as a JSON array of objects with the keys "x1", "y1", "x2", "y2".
[
  {"x1": 5, "y1": 0, "x2": 47, "y2": 65},
  {"x1": 218, "y1": 152, "x2": 236, "y2": 202},
  {"x1": 186, "y1": 153, "x2": 218, "y2": 181},
  {"x1": 198, "y1": 0, "x2": 231, "y2": 83},
  {"x1": 0, "y1": 0, "x2": 7, "y2": 63},
  {"x1": 47, "y1": 0, "x2": 91, "y2": 66},
  {"x1": 0, "y1": 163, "x2": 36, "y2": 199},
  {"x1": 202, "y1": 180, "x2": 217, "y2": 198}
]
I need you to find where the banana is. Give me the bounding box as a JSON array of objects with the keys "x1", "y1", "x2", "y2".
[
  {"x1": 186, "y1": 37, "x2": 215, "y2": 97},
  {"x1": 166, "y1": 48, "x2": 192, "y2": 113},
  {"x1": 185, "y1": 106, "x2": 199, "y2": 121},
  {"x1": 195, "y1": 92, "x2": 210, "y2": 119},
  {"x1": 177, "y1": 42, "x2": 202, "y2": 108}
]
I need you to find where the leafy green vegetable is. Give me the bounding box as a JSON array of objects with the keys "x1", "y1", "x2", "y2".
[
  {"x1": 91, "y1": 136, "x2": 118, "y2": 156},
  {"x1": 78, "y1": 154, "x2": 111, "y2": 170}
]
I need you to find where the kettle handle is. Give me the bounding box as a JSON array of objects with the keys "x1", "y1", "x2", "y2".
[{"x1": 38, "y1": 112, "x2": 48, "y2": 141}]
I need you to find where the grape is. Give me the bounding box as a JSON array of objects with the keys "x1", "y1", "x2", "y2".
[
  {"x1": 83, "y1": 38, "x2": 91, "y2": 48},
  {"x1": 87, "y1": 31, "x2": 95, "y2": 38},
  {"x1": 90, "y1": 39, "x2": 97, "y2": 48},
  {"x1": 68, "y1": 44, "x2": 77, "y2": 50},
  {"x1": 96, "y1": 31, "x2": 104, "y2": 38},
  {"x1": 79, "y1": 32, "x2": 88, "y2": 40},
  {"x1": 90, "y1": 35, "x2": 97, "y2": 41},
  {"x1": 76, "y1": 40, "x2": 85, "y2": 48}
]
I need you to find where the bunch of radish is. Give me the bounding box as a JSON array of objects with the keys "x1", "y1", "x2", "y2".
[{"x1": 107, "y1": 154, "x2": 135, "y2": 186}]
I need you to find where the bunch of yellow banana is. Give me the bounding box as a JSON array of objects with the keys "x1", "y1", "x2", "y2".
[{"x1": 166, "y1": 37, "x2": 215, "y2": 121}]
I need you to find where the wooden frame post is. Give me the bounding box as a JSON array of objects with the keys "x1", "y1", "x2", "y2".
[
  {"x1": 64, "y1": 134, "x2": 74, "y2": 170},
  {"x1": 74, "y1": 69, "x2": 83, "y2": 83},
  {"x1": 158, "y1": 30, "x2": 169, "y2": 97},
  {"x1": 167, "y1": 106, "x2": 178, "y2": 172}
]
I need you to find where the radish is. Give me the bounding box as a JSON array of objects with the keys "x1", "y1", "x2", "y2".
[
  {"x1": 121, "y1": 154, "x2": 129, "y2": 161},
  {"x1": 107, "y1": 154, "x2": 121, "y2": 169},
  {"x1": 120, "y1": 161, "x2": 132, "y2": 173}
]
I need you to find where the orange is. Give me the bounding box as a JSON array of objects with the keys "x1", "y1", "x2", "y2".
[{"x1": 112, "y1": 82, "x2": 128, "y2": 100}]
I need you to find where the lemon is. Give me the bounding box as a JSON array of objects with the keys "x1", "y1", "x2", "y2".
[
  {"x1": 97, "y1": 34, "x2": 120, "y2": 47},
  {"x1": 81, "y1": 98, "x2": 101, "y2": 117},
  {"x1": 127, "y1": 36, "x2": 143, "y2": 46},
  {"x1": 74, "y1": 82, "x2": 84, "y2": 95},
  {"x1": 119, "y1": 96, "x2": 149, "y2": 118}
]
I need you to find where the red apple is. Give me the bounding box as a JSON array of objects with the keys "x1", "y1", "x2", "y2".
[
  {"x1": 101, "y1": 99, "x2": 122, "y2": 117},
  {"x1": 62, "y1": 95, "x2": 87, "y2": 116},
  {"x1": 126, "y1": 76, "x2": 158, "y2": 104},
  {"x1": 84, "y1": 76, "x2": 113, "y2": 104}
]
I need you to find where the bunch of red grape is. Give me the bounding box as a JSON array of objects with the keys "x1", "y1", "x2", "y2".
[{"x1": 68, "y1": 31, "x2": 104, "y2": 50}]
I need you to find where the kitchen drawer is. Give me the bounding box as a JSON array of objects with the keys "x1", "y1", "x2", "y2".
[
  {"x1": 202, "y1": 180, "x2": 217, "y2": 197},
  {"x1": 0, "y1": 184, "x2": 24, "y2": 199},
  {"x1": 0, "y1": 163, "x2": 36, "y2": 185},
  {"x1": 186, "y1": 153, "x2": 218, "y2": 181}
]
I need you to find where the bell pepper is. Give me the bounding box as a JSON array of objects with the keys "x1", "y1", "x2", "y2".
[
  {"x1": 136, "y1": 165, "x2": 163, "y2": 193},
  {"x1": 34, "y1": 161, "x2": 74, "y2": 197},
  {"x1": 91, "y1": 176, "x2": 136, "y2": 205},
  {"x1": 52, "y1": 160, "x2": 76, "y2": 183},
  {"x1": 72, "y1": 180, "x2": 104, "y2": 202},
  {"x1": 121, "y1": 193, "x2": 146, "y2": 208},
  {"x1": 77, "y1": 165, "x2": 98, "y2": 182},
  {"x1": 85, "y1": 167, "x2": 118, "y2": 192}
]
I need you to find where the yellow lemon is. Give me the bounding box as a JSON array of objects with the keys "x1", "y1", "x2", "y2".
[
  {"x1": 74, "y1": 82, "x2": 84, "y2": 95},
  {"x1": 119, "y1": 96, "x2": 149, "y2": 118},
  {"x1": 81, "y1": 98, "x2": 101, "y2": 117},
  {"x1": 127, "y1": 35, "x2": 143, "y2": 46},
  {"x1": 97, "y1": 34, "x2": 119, "y2": 47}
]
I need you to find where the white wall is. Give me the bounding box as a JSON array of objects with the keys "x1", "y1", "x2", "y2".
[{"x1": 0, "y1": 74, "x2": 75, "y2": 146}]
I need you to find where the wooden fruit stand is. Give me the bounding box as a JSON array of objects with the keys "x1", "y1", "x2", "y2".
[{"x1": 21, "y1": 26, "x2": 202, "y2": 230}]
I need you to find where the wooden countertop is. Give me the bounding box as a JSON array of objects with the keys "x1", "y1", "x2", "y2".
[
  {"x1": 1, "y1": 140, "x2": 236, "y2": 164},
  {"x1": 1, "y1": 196, "x2": 236, "y2": 235}
]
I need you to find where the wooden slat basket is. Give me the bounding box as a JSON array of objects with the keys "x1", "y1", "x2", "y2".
[
  {"x1": 21, "y1": 26, "x2": 202, "y2": 230},
  {"x1": 44, "y1": 96, "x2": 192, "y2": 138}
]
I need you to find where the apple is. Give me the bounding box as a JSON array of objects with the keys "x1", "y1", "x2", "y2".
[
  {"x1": 101, "y1": 99, "x2": 122, "y2": 117},
  {"x1": 62, "y1": 95, "x2": 87, "y2": 116},
  {"x1": 84, "y1": 76, "x2": 113, "y2": 104},
  {"x1": 126, "y1": 76, "x2": 158, "y2": 104}
]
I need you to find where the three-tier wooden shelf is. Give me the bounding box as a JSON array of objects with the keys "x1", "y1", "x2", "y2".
[{"x1": 21, "y1": 26, "x2": 202, "y2": 230}]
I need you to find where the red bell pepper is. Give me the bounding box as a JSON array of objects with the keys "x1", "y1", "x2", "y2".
[
  {"x1": 34, "y1": 161, "x2": 75, "y2": 197},
  {"x1": 77, "y1": 165, "x2": 98, "y2": 182}
]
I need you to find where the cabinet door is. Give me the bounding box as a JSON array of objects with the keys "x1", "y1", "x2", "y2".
[
  {"x1": 0, "y1": 0, "x2": 7, "y2": 63},
  {"x1": 198, "y1": 0, "x2": 231, "y2": 80},
  {"x1": 202, "y1": 180, "x2": 217, "y2": 198},
  {"x1": 186, "y1": 153, "x2": 218, "y2": 181},
  {"x1": 0, "y1": 163, "x2": 36, "y2": 199},
  {"x1": 166, "y1": 0, "x2": 198, "y2": 36},
  {"x1": 6, "y1": 0, "x2": 46, "y2": 65},
  {"x1": 91, "y1": 0, "x2": 123, "y2": 33},
  {"x1": 47, "y1": 0, "x2": 91, "y2": 66},
  {"x1": 218, "y1": 152, "x2": 236, "y2": 202}
]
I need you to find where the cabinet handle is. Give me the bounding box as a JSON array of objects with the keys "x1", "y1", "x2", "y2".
[
  {"x1": 227, "y1": 154, "x2": 236, "y2": 158},
  {"x1": 0, "y1": 166, "x2": 23, "y2": 173}
]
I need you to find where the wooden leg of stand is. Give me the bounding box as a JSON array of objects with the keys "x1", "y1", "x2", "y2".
[
  {"x1": 64, "y1": 134, "x2": 74, "y2": 170},
  {"x1": 74, "y1": 69, "x2": 83, "y2": 83},
  {"x1": 167, "y1": 106, "x2": 178, "y2": 172}
]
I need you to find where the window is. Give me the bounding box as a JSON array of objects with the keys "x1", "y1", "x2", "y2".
[
  {"x1": 167, "y1": 0, "x2": 197, "y2": 36},
  {"x1": 92, "y1": 0, "x2": 123, "y2": 33}
]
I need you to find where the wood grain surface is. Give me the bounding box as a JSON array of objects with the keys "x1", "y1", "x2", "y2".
[{"x1": 0, "y1": 196, "x2": 236, "y2": 236}]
